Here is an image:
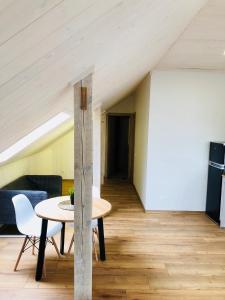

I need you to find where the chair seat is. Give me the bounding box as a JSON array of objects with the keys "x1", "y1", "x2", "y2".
[{"x1": 19, "y1": 216, "x2": 62, "y2": 237}]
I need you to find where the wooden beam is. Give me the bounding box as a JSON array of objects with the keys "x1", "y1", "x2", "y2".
[{"x1": 74, "y1": 74, "x2": 93, "y2": 299}]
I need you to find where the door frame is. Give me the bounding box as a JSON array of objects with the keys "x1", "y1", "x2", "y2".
[{"x1": 105, "y1": 113, "x2": 135, "y2": 182}]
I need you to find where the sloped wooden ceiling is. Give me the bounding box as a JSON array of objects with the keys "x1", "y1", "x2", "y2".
[
  {"x1": 157, "y1": 0, "x2": 225, "y2": 70},
  {"x1": 0, "y1": 0, "x2": 207, "y2": 154}
]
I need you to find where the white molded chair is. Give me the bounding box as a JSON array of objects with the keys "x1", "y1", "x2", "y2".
[
  {"x1": 68, "y1": 221, "x2": 99, "y2": 261},
  {"x1": 68, "y1": 186, "x2": 99, "y2": 260},
  {"x1": 12, "y1": 194, "x2": 62, "y2": 272}
]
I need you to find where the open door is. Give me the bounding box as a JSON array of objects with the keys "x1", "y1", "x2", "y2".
[{"x1": 106, "y1": 113, "x2": 135, "y2": 182}]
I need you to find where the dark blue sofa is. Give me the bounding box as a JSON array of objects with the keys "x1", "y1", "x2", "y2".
[{"x1": 0, "y1": 175, "x2": 62, "y2": 224}]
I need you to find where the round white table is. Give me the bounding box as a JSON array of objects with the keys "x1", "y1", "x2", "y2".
[{"x1": 35, "y1": 196, "x2": 112, "y2": 281}]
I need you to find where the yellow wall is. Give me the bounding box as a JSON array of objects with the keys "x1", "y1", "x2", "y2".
[
  {"x1": 0, "y1": 129, "x2": 74, "y2": 187},
  {"x1": 133, "y1": 74, "x2": 151, "y2": 208},
  {"x1": 107, "y1": 95, "x2": 135, "y2": 114},
  {"x1": 28, "y1": 129, "x2": 74, "y2": 178},
  {"x1": 0, "y1": 83, "x2": 150, "y2": 198},
  {"x1": 0, "y1": 158, "x2": 29, "y2": 187},
  {"x1": 28, "y1": 148, "x2": 54, "y2": 175},
  {"x1": 0, "y1": 82, "x2": 150, "y2": 194}
]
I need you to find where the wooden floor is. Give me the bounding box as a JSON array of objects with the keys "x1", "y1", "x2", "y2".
[{"x1": 1, "y1": 182, "x2": 225, "y2": 299}]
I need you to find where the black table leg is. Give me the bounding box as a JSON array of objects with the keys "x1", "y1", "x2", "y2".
[
  {"x1": 35, "y1": 219, "x2": 48, "y2": 281},
  {"x1": 98, "y1": 217, "x2": 106, "y2": 261},
  {"x1": 60, "y1": 222, "x2": 65, "y2": 255}
]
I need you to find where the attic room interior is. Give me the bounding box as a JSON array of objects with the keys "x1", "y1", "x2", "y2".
[{"x1": 0, "y1": 0, "x2": 225, "y2": 299}]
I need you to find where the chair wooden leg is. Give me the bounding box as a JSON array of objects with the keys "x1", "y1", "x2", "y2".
[
  {"x1": 51, "y1": 237, "x2": 60, "y2": 258},
  {"x1": 68, "y1": 234, "x2": 74, "y2": 254},
  {"x1": 14, "y1": 236, "x2": 28, "y2": 271},
  {"x1": 43, "y1": 260, "x2": 47, "y2": 279},
  {"x1": 32, "y1": 237, "x2": 36, "y2": 255},
  {"x1": 93, "y1": 227, "x2": 99, "y2": 238},
  {"x1": 92, "y1": 230, "x2": 98, "y2": 262}
]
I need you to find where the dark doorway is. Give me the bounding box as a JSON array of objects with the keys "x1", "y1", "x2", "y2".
[{"x1": 107, "y1": 114, "x2": 135, "y2": 181}]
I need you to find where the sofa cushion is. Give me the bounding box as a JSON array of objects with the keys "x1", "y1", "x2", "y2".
[
  {"x1": 2, "y1": 175, "x2": 62, "y2": 198},
  {"x1": 0, "y1": 190, "x2": 47, "y2": 224},
  {"x1": 26, "y1": 175, "x2": 62, "y2": 198},
  {"x1": 2, "y1": 176, "x2": 31, "y2": 190},
  {"x1": 0, "y1": 175, "x2": 62, "y2": 225}
]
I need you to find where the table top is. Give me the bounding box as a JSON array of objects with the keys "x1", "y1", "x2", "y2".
[{"x1": 35, "y1": 196, "x2": 112, "y2": 222}]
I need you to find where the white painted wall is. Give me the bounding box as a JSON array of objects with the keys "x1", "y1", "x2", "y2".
[
  {"x1": 133, "y1": 74, "x2": 151, "y2": 208},
  {"x1": 147, "y1": 70, "x2": 225, "y2": 211},
  {"x1": 101, "y1": 112, "x2": 106, "y2": 184},
  {"x1": 93, "y1": 108, "x2": 101, "y2": 197}
]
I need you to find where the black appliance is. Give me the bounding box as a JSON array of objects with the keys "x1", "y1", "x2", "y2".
[{"x1": 206, "y1": 142, "x2": 225, "y2": 223}]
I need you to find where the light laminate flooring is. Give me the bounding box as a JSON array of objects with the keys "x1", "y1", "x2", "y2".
[{"x1": 1, "y1": 182, "x2": 225, "y2": 299}]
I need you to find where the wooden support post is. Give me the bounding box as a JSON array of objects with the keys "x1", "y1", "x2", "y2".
[{"x1": 74, "y1": 74, "x2": 93, "y2": 300}]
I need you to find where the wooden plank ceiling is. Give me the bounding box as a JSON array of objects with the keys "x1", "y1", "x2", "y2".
[
  {"x1": 157, "y1": 0, "x2": 225, "y2": 70},
  {"x1": 0, "y1": 0, "x2": 208, "y2": 158}
]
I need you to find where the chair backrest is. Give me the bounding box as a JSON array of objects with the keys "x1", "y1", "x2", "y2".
[
  {"x1": 12, "y1": 194, "x2": 35, "y2": 233},
  {"x1": 92, "y1": 186, "x2": 100, "y2": 198}
]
